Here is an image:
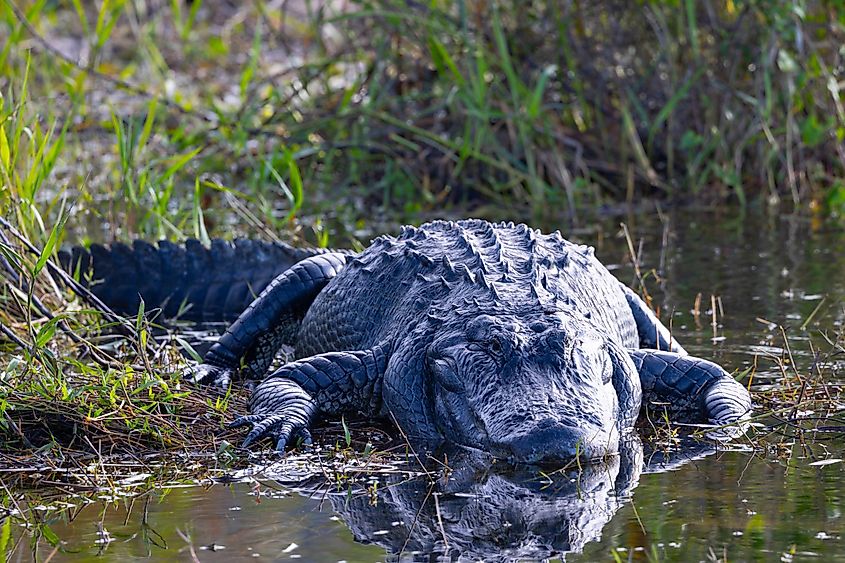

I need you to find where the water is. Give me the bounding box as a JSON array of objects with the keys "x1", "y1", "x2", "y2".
[{"x1": 8, "y1": 209, "x2": 845, "y2": 561}]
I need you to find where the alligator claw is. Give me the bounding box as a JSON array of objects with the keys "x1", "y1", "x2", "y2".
[
  {"x1": 230, "y1": 412, "x2": 311, "y2": 452},
  {"x1": 183, "y1": 363, "x2": 234, "y2": 388},
  {"x1": 227, "y1": 413, "x2": 263, "y2": 429}
]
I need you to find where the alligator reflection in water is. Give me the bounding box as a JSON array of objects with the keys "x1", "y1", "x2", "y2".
[{"x1": 289, "y1": 438, "x2": 716, "y2": 561}]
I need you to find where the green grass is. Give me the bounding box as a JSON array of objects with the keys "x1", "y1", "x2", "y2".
[
  {"x1": 0, "y1": 0, "x2": 843, "y2": 251},
  {"x1": 0, "y1": 218, "x2": 245, "y2": 454}
]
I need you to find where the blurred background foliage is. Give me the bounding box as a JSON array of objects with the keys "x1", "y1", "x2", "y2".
[{"x1": 1, "y1": 0, "x2": 844, "y2": 247}]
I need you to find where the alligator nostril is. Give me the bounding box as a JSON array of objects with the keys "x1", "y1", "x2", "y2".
[
  {"x1": 501, "y1": 422, "x2": 618, "y2": 463},
  {"x1": 529, "y1": 320, "x2": 547, "y2": 333}
]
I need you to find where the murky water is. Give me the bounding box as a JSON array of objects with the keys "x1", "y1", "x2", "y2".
[{"x1": 9, "y1": 209, "x2": 845, "y2": 561}]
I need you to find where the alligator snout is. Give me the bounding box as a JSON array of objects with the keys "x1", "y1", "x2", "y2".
[{"x1": 497, "y1": 419, "x2": 618, "y2": 464}]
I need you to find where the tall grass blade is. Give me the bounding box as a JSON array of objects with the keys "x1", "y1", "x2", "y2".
[
  {"x1": 239, "y1": 23, "x2": 262, "y2": 98},
  {"x1": 283, "y1": 150, "x2": 304, "y2": 221},
  {"x1": 138, "y1": 97, "x2": 159, "y2": 150},
  {"x1": 527, "y1": 65, "x2": 556, "y2": 119},
  {"x1": 162, "y1": 146, "x2": 202, "y2": 184},
  {"x1": 192, "y1": 177, "x2": 211, "y2": 246},
  {"x1": 33, "y1": 199, "x2": 70, "y2": 277},
  {"x1": 685, "y1": 0, "x2": 700, "y2": 59},
  {"x1": 427, "y1": 35, "x2": 464, "y2": 87},
  {"x1": 0, "y1": 126, "x2": 9, "y2": 173},
  {"x1": 647, "y1": 68, "x2": 703, "y2": 153}
]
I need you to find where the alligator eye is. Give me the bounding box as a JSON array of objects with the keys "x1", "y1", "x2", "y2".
[{"x1": 487, "y1": 335, "x2": 511, "y2": 359}]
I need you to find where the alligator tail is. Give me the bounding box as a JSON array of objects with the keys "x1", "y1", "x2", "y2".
[{"x1": 59, "y1": 239, "x2": 340, "y2": 322}]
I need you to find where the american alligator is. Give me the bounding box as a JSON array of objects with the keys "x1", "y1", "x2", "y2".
[{"x1": 65, "y1": 219, "x2": 752, "y2": 463}]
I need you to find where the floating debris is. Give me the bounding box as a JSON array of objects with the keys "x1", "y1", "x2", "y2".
[
  {"x1": 281, "y1": 542, "x2": 298, "y2": 554},
  {"x1": 807, "y1": 459, "x2": 843, "y2": 467}
]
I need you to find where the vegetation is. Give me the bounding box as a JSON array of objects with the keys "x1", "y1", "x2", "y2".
[
  {"x1": 0, "y1": 0, "x2": 844, "y2": 548},
  {"x1": 1, "y1": 0, "x2": 845, "y2": 250}
]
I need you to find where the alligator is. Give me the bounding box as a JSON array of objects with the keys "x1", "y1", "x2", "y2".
[{"x1": 65, "y1": 219, "x2": 752, "y2": 463}]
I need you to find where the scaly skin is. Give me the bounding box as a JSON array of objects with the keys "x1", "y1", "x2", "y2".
[
  {"x1": 60, "y1": 238, "x2": 338, "y2": 321},
  {"x1": 67, "y1": 219, "x2": 752, "y2": 462}
]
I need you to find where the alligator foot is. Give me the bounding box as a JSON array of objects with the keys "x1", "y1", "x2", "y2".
[
  {"x1": 700, "y1": 376, "x2": 753, "y2": 427},
  {"x1": 230, "y1": 378, "x2": 317, "y2": 451},
  {"x1": 183, "y1": 363, "x2": 236, "y2": 388},
  {"x1": 630, "y1": 349, "x2": 752, "y2": 427}
]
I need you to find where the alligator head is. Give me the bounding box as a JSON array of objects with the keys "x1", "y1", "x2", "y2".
[{"x1": 385, "y1": 310, "x2": 642, "y2": 464}]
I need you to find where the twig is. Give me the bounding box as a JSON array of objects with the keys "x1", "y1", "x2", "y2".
[
  {"x1": 5, "y1": 273, "x2": 122, "y2": 368},
  {"x1": 0, "y1": 319, "x2": 31, "y2": 353},
  {"x1": 399, "y1": 481, "x2": 434, "y2": 559},
  {"x1": 176, "y1": 529, "x2": 202, "y2": 563},
  {"x1": 2, "y1": 411, "x2": 35, "y2": 449},
  {"x1": 388, "y1": 410, "x2": 433, "y2": 478},
  {"x1": 432, "y1": 491, "x2": 450, "y2": 552},
  {"x1": 620, "y1": 222, "x2": 649, "y2": 301}
]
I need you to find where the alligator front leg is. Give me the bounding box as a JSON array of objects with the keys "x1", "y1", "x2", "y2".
[
  {"x1": 189, "y1": 253, "x2": 348, "y2": 387},
  {"x1": 629, "y1": 350, "x2": 751, "y2": 426},
  {"x1": 621, "y1": 285, "x2": 686, "y2": 354},
  {"x1": 231, "y1": 346, "x2": 389, "y2": 450}
]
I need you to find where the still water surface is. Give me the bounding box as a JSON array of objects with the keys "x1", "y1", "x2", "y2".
[{"x1": 16, "y1": 210, "x2": 845, "y2": 561}]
